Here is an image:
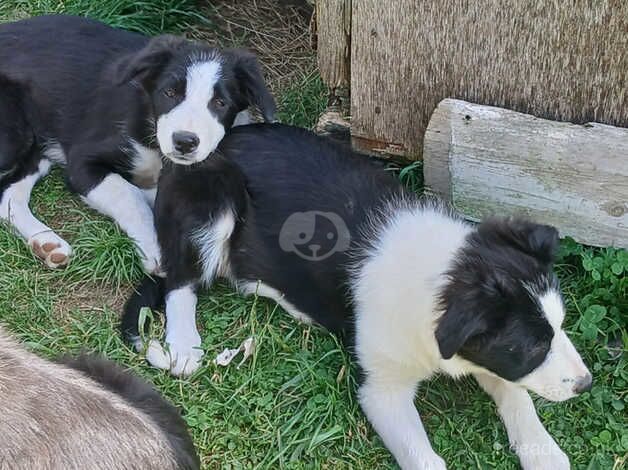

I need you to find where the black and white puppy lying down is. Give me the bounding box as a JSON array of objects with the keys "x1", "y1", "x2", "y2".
[
  {"x1": 124, "y1": 124, "x2": 591, "y2": 469},
  {"x1": 0, "y1": 326, "x2": 198, "y2": 469},
  {"x1": 0, "y1": 14, "x2": 275, "y2": 272}
]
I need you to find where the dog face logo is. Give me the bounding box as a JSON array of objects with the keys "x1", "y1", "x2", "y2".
[{"x1": 279, "y1": 211, "x2": 350, "y2": 261}]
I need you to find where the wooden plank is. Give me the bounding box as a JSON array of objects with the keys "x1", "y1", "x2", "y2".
[
  {"x1": 351, "y1": 1, "x2": 628, "y2": 161},
  {"x1": 316, "y1": 0, "x2": 351, "y2": 90},
  {"x1": 424, "y1": 99, "x2": 628, "y2": 249}
]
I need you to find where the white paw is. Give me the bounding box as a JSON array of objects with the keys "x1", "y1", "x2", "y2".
[
  {"x1": 143, "y1": 335, "x2": 204, "y2": 377},
  {"x1": 28, "y1": 231, "x2": 72, "y2": 268},
  {"x1": 516, "y1": 442, "x2": 570, "y2": 470},
  {"x1": 412, "y1": 453, "x2": 447, "y2": 470},
  {"x1": 137, "y1": 242, "x2": 164, "y2": 276}
]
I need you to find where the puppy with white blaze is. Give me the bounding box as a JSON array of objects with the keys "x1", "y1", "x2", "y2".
[
  {"x1": 123, "y1": 124, "x2": 592, "y2": 469},
  {"x1": 0, "y1": 15, "x2": 275, "y2": 273}
]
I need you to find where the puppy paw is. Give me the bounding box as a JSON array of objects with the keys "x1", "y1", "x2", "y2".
[
  {"x1": 516, "y1": 442, "x2": 570, "y2": 470},
  {"x1": 137, "y1": 243, "x2": 164, "y2": 277},
  {"x1": 168, "y1": 339, "x2": 204, "y2": 377},
  {"x1": 143, "y1": 335, "x2": 204, "y2": 377},
  {"x1": 417, "y1": 453, "x2": 447, "y2": 470},
  {"x1": 28, "y1": 231, "x2": 72, "y2": 268}
]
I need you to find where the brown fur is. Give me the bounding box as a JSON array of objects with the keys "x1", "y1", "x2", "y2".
[{"x1": 0, "y1": 327, "x2": 198, "y2": 470}]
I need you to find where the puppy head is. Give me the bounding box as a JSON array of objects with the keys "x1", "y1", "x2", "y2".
[
  {"x1": 436, "y1": 218, "x2": 591, "y2": 401},
  {"x1": 117, "y1": 40, "x2": 275, "y2": 165}
]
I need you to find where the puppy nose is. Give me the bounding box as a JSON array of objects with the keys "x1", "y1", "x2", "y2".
[
  {"x1": 172, "y1": 131, "x2": 199, "y2": 154},
  {"x1": 573, "y1": 373, "x2": 592, "y2": 394}
]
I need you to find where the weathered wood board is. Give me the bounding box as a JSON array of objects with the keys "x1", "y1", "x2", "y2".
[
  {"x1": 424, "y1": 99, "x2": 628, "y2": 249},
  {"x1": 321, "y1": 0, "x2": 628, "y2": 161},
  {"x1": 315, "y1": 0, "x2": 351, "y2": 90}
]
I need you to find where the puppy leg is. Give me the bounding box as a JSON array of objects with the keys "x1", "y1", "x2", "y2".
[
  {"x1": 80, "y1": 172, "x2": 162, "y2": 275},
  {"x1": 359, "y1": 376, "x2": 446, "y2": 470},
  {"x1": 0, "y1": 159, "x2": 72, "y2": 268},
  {"x1": 142, "y1": 284, "x2": 203, "y2": 377},
  {"x1": 474, "y1": 373, "x2": 570, "y2": 470}
]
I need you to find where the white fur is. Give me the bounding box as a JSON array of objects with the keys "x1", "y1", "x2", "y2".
[
  {"x1": 129, "y1": 140, "x2": 162, "y2": 188},
  {"x1": 239, "y1": 281, "x2": 313, "y2": 324},
  {"x1": 157, "y1": 61, "x2": 224, "y2": 164},
  {"x1": 352, "y1": 206, "x2": 471, "y2": 469},
  {"x1": 359, "y1": 378, "x2": 446, "y2": 470},
  {"x1": 351, "y1": 204, "x2": 587, "y2": 469},
  {"x1": 191, "y1": 211, "x2": 235, "y2": 285},
  {"x1": 516, "y1": 288, "x2": 590, "y2": 401},
  {"x1": 83, "y1": 173, "x2": 161, "y2": 274},
  {"x1": 0, "y1": 159, "x2": 72, "y2": 268},
  {"x1": 539, "y1": 289, "x2": 566, "y2": 330},
  {"x1": 42, "y1": 140, "x2": 67, "y2": 164},
  {"x1": 142, "y1": 187, "x2": 157, "y2": 208},
  {"x1": 233, "y1": 109, "x2": 254, "y2": 127},
  {"x1": 144, "y1": 285, "x2": 203, "y2": 377},
  {"x1": 475, "y1": 373, "x2": 570, "y2": 470},
  {"x1": 518, "y1": 328, "x2": 590, "y2": 401},
  {"x1": 353, "y1": 206, "x2": 473, "y2": 383}
]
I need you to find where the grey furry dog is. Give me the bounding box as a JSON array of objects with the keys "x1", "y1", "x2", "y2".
[{"x1": 0, "y1": 326, "x2": 199, "y2": 470}]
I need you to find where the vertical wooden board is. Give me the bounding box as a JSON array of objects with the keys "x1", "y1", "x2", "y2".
[
  {"x1": 316, "y1": 0, "x2": 351, "y2": 89},
  {"x1": 424, "y1": 99, "x2": 628, "y2": 249},
  {"x1": 351, "y1": 0, "x2": 628, "y2": 161}
]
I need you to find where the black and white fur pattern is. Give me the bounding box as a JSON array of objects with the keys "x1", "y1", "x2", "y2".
[
  {"x1": 0, "y1": 326, "x2": 198, "y2": 469},
  {"x1": 0, "y1": 15, "x2": 275, "y2": 273},
  {"x1": 124, "y1": 124, "x2": 591, "y2": 469}
]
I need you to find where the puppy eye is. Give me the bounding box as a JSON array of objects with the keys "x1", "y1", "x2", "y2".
[
  {"x1": 212, "y1": 98, "x2": 226, "y2": 108},
  {"x1": 164, "y1": 88, "x2": 177, "y2": 98}
]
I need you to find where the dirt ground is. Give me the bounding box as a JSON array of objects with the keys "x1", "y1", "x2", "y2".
[{"x1": 190, "y1": 0, "x2": 316, "y2": 95}]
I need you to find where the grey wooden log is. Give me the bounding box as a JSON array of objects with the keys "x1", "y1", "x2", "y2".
[{"x1": 423, "y1": 99, "x2": 628, "y2": 249}]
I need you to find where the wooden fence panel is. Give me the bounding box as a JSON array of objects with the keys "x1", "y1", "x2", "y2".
[{"x1": 349, "y1": 0, "x2": 627, "y2": 160}]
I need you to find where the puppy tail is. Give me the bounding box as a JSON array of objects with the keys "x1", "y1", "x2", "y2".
[{"x1": 121, "y1": 275, "x2": 166, "y2": 348}]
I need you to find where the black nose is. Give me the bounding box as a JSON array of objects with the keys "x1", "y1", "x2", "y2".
[
  {"x1": 573, "y1": 374, "x2": 592, "y2": 394},
  {"x1": 172, "y1": 131, "x2": 199, "y2": 155}
]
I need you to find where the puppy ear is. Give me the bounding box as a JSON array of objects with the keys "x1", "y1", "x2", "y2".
[
  {"x1": 524, "y1": 223, "x2": 559, "y2": 264},
  {"x1": 115, "y1": 35, "x2": 184, "y2": 88},
  {"x1": 435, "y1": 301, "x2": 487, "y2": 360},
  {"x1": 479, "y1": 218, "x2": 560, "y2": 265},
  {"x1": 226, "y1": 49, "x2": 277, "y2": 122}
]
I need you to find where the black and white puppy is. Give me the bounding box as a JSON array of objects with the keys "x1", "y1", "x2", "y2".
[
  {"x1": 124, "y1": 124, "x2": 591, "y2": 469},
  {"x1": 0, "y1": 15, "x2": 275, "y2": 272}
]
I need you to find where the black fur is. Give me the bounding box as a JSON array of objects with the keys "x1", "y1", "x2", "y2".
[
  {"x1": 0, "y1": 14, "x2": 274, "y2": 208},
  {"x1": 435, "y1": 218, "x2": 559, "y2": 379},
  {"x1": 122, "y1": 275, "x2": 166, "y2": 341},
  {"x1": 60, "y1": 354, "x2": 199, "y2": 469},
  {"x1": 124, "y1": 124, "x2": 563, "y2": 382},
  {"x1": 0, "y1": 75, "x2": 40, "y2": 193}
]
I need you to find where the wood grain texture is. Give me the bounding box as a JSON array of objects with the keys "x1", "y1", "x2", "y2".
[
  {"x1": 351, "y1": 0, "x2": 628, "y2": 160},
  {"x1": 424, "y1": 99, "x2": 628, "y2": 249},
  {"x1": 316, "y1": 0, "x2": 351, "y2": 89}
]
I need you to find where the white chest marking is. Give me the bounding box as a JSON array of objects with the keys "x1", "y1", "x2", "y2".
[
  {"x1": 42, "y1": 140, "x2": 67, "y2": 164},
  {"x1": 129, "y1": 140, "x2": 162, "y2": 188},
  {"x1": 191, "y1": 211, "x2": 236, "y2": 285}
]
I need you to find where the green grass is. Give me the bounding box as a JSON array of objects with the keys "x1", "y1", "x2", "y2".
[
  {"x1": 0, "y1": 4, "x2": 627, "y2": 470},
  {"x1": 0, "y1": 0, "x2": 207, "y2": 34}
]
